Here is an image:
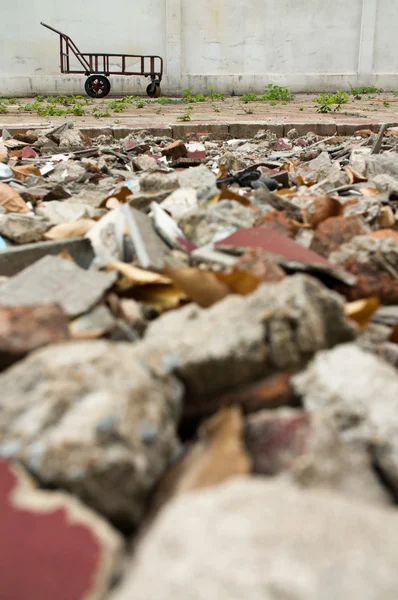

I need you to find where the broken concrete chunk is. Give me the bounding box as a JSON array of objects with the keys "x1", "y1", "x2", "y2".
[
  {"x1": 0, "y1": 256, "x2": 117, "y2": 317},
  {"x1": 36, "y1": 201, "x2": 95, "y2": 226},
  {"x1": 245, "y1": 408, "x2": 389, "y2": 505},
  {"x1": 111, "y1": 478, "x2": 398, "y2": 600},
  {"x1": 69, "y1": 305, "x2": 117, "y2": 339},
  {"x1": 151, "y1": 202, "x2": 186, "y2": 249},
  {"x1": 366, "y1": 153, "x2": 398, "y2": 180},
  {"x1": 293, "y1": 343, "x2": 398, "y2": 499},
  {"x1": 218, "y1": 151, "x2": 247, "y2": 172},
  {"x1": 0, "y1": 304, "x2": 69, "y2": 370},
  {"x1": 139, "y1": 172, "x2": 179, "y2": 194},
  {"x1": 178, "y1": 164, "x2": 216, "y2": 189},
  {"x1": 0, "y1": 459, "x2": 122, "y2": 600},
  {"x1": 86, "y1": 207, "x2": 126, "y2": 264},
  {"x1": 0, "y1": 214, "x2": 51, "y2": 244},
  {"x1": 0, "y1": 340, "x2": 183, "y2": 527},
  {"x1": 123, "y1": 205, "x2": 170, "y2": 271},
  {"x1": 178, "y1": 200, "x2": 256, "y2": 246},
  {"x1": 0, "y1": 238, "x2": 94, "y2": 277},
  {"x1": 132, "y1": 155, "x2": 158, "y2": 172},
  {"x1": 139, "y1": 275, "x2": 356, "y2": 401},
  {"x1": 159, "y1": 188, "x2": 198, "y2": 220}
]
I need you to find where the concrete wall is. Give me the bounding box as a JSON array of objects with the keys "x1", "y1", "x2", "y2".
[{"x1": 0, "y1": 0, "x2": 396, "y2": 96}]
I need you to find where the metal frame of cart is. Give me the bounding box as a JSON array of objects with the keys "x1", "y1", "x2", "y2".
[{"x1": 40, "y1": 22, "x2": 164, "y2": 98}]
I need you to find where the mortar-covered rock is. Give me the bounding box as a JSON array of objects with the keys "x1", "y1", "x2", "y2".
[
  {"x1": 111, "y1": 478, "x2": 398, "y2": 600},
  {"x1": 138, "y1": 275, "x2": 356, "y2": 401},
  {"x1": 0, "y1": 340, "x2": 183, "y2": 528},
  {"x1": 293, "y1": 343, "x2": 398, "y2": 499}
]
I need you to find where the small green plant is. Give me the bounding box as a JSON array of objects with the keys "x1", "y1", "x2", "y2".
[
  {"x1": 212, "y1": 104, "x2": 221, "y2": 113},
  {"x1": 314, "y1": 91, "x2": 348, "y2": 113},
  {"x1": 37, "y1": 105, "x2": 66, "y2": 116},
  {"x1": 299, "y1": 107, "x2": 304, "y2": 111},
  {"x1": 350, "y1": 86, "x2": 380, "y2": 95},
  {"x1": 20, "y1": 102, "x2": 42, "y2": 112},
  {"x1": 241, "y1": 91, "x2": 259, "y2": 103},
  {"x1": 156, "y1": 96, "x2": 183, "y2": 105},
  {"x1": 383, "y1": 101, "x2": 391, "y2": 107},
  {"x1": 68, "y1": 104, "x2": 85, "y2": 116},
  {"x1": 0, "y1": 105, "x2": 8, "y2": 114},
  {"x1": 6, "y1": 98, "x2": 17, "y2": 105},
  {"x1": 182, "y1": 89, "x2": 206, "y2": 103},
  {"x1": 177, "y1": 105, "x2": 194, "y2": 121},
  {"x1": 334, "y1": 91, "x2": 349, "y2": 106},
  {"x1": 135, "y1": 100, "x2": 147, "y2": 108},
  {"x1": 93, "y1": 110, "x2": 111, "y2": 118},
  {"x1": 46, "y1": 96, "x2": 57, "y2": 104},
  {"x1": 262, "y1": 84, "x2": 293, "y2": 102},
  {"x1": 208, "y1": 86, "x2": 225, "y2": 101},
  {"x1": 182, "y1": 88, "x2": 195, "y2": 102},
  {"x1": 35, "y1": 96, "x2": 45, "y2": 103}
]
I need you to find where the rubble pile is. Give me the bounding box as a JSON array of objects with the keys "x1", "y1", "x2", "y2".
[{"x1": 2, "y1": 120, "x2": 398, "y2": 598}]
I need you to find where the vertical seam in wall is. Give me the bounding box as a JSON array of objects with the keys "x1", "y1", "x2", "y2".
[{"x1": 358, "y1": 0, "x2": 378, "y2": 77}]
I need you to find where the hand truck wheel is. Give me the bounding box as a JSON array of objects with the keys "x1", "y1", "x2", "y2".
[
  {"x1": 146, "y1": 82, "x2": 161, "y2": 98},
  {"x1": 85, "y1": 75, "x2": 111, "y2": 98}
]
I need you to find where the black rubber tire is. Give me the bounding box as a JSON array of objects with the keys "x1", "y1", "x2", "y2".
[
  {"x1": 146, "y1": 82, "x2": 161, "y2": 98},
  {"x1": 85, "y1": 75, "x2": 111, "y2": 99}
]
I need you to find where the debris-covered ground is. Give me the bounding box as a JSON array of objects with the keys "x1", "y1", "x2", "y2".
[
  {"x1": 2, "y1": 119, "x2": 398, "y2": 599},
  {"x1": 1, "y1": 91, "x2": 398, "y2": 129}
]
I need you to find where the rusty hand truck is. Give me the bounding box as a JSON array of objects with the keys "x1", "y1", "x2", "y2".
[{"x1": 40, "y1": 22, "x2": 163, "y2": 99}]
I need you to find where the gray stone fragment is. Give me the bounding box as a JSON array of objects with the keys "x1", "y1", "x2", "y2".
[
  {"x1": 159, "y1": 188, "x2": 198, "y2": 220},
  {"x1": 36, "y1": 201, "x2": 96, "y2": 226},
  {"x1": 0, "y1": 255, "x2": 117, "y2": 317},
  {"x1": 0, "y1": 340, "x2": 183, "y2": 527},
  {"x1": 123, "y1": 205, "x2": 170, "y2": 271},
  {"x1": 177, "y1": 164, "x2": 216, "y2": 190},
  {"x1": 67, "y1": 186, "x2": 110, "y2": 208},
  {"x1": 58, "y1": 126, "x2": 86, "y2": 150},
  {"x1": 371, "y1": 174, "x2": 398, "y2": 199},
  {"x1": 218, "y1": 151, "x2": 247, "y2": 172},
  {"x1": 49, "y1": 161, "x2": 86, "y2": 183},
  {"x1": 132, "y1": 155, "x2": 158, "y2": 172},
  {"x1": 177, "y1": 165, "x2": 218, "y2": 203},
  {"x1": 128, "y1": 190, "x2": 170, "y2": 212},
  {"x1": 178, "y1": 200, "x2": 256, "y2": 246},
  {"x1": 254, "y1": 187, "x2": 302, "y2": 220},
  {"x1": 0, "y1": 238, "x2": 94, "y2": 277},
  {"x1": 69, "y1": 305, "x2": 117, "y2": 338},
  {"x1": 293, "y1": 343, "x2": 398, "y2": 498},
  {"x1": 86, "y1": 207, "x2": 126, "y2": 264},
  {"x1": 139, "y1": 275, "x2": 356, "y2": 401},
  {"x1": 111, "y1": 478, "x2": 398, "y2": 600},
  {"x1": 0, "y1": 214, "x2": 50, "y2": 244},
  {"x1": 366, "y1": 154, "x2": 398, "y2": 180},
  {"x1": 139, "y1": 172, "x2": 179, "y2": 193}
]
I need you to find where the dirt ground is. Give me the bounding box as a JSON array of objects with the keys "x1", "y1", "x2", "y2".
[{"x1": 1, "y1": 93, "x2": 398, "y2": 130}]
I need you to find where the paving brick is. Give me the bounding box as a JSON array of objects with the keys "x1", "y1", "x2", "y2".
[
  {"x1": 282, "y1": 122, "x2": 337, "y2": 137},
  {"x1": 229, "y1": 123, "x2": 283, "y2": 138},
  {"x1": 336, "y1": 123, "x2": 380, "y2": 136},
  {"x1": 172, "y1": 124, "x2": 229, "y2": 139}
]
